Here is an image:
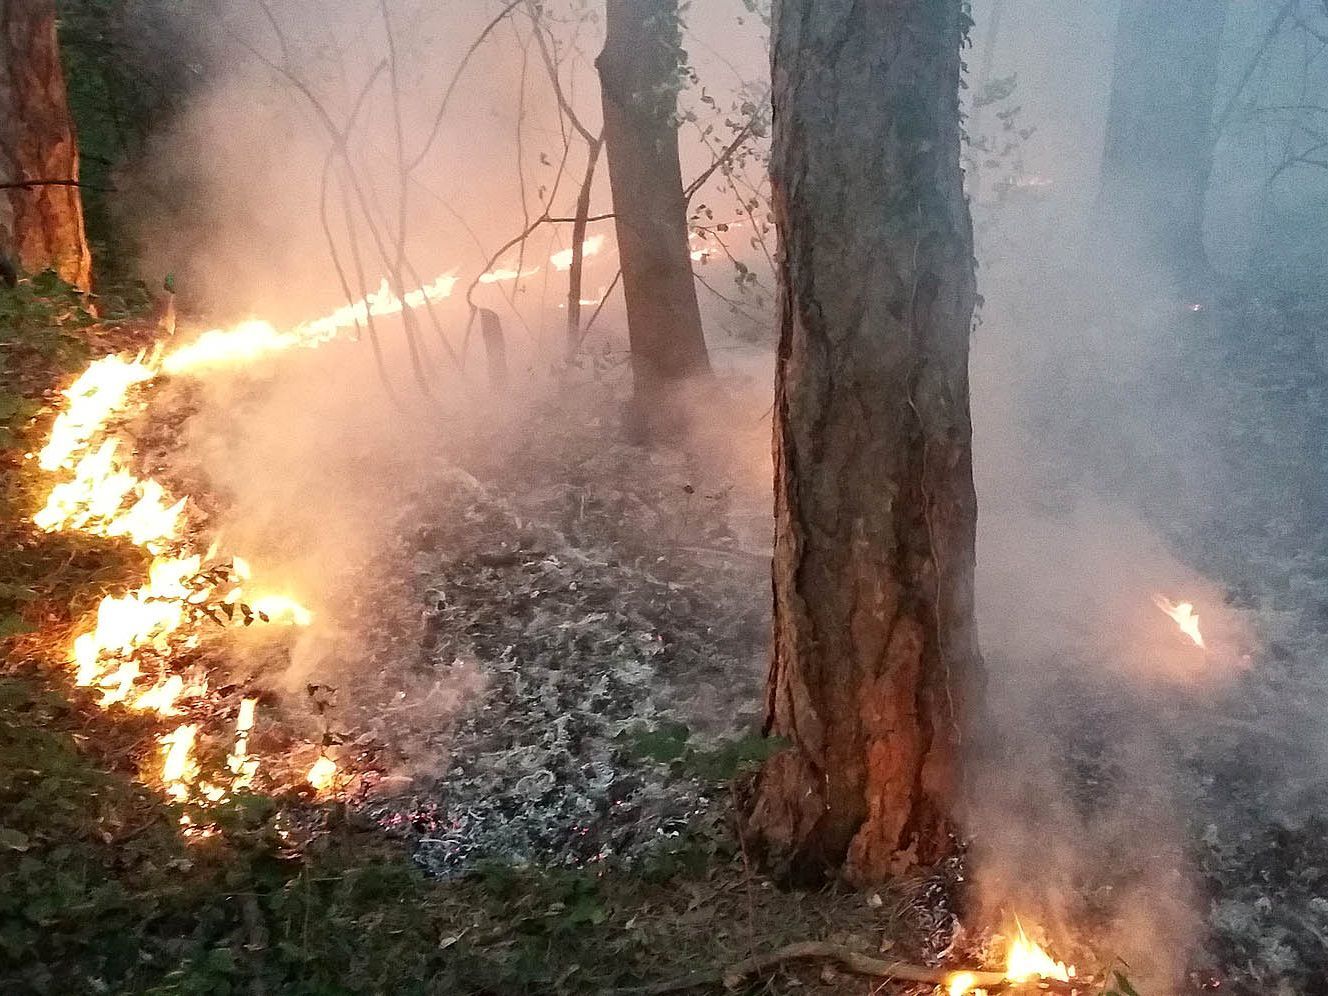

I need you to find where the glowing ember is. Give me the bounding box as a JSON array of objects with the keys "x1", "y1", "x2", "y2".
[
  {"x1": 1005, "y1": 920, "x2": 1073, "y2": 984},
  {"x1": 550, "y1": 234, "x2": 605, "y2": 271},
  {"x1": 1153, "y1": 593, "x2": 1206, "y2": 649},
  {"x1": 307, "y1": 756, "x2": 338, "y2": 793}
]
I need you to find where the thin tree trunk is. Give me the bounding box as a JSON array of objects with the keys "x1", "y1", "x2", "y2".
[
  {"x1": 596, "y1": 0, "x2": 710, "y2": 424},
  {"x1": 566, "y1": 137, "x2": 603, "y2": 357},
  {"x1": 745, "y1": 0, "x2": 980, "y2": 886},
  {"x1": 0, "y1": 0, "x2": 92, "y2": 290},
  {"x1": 1097, "y1": 0, "x2": 1229, "y2": 286}
]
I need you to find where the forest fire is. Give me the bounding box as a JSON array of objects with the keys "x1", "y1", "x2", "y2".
[
  {"x1": 1153, "y1": 593, "x2": 1206, "y2": 649},
  {"x1": 29, "y1": 274, "x2": 454, "y2": 814}
]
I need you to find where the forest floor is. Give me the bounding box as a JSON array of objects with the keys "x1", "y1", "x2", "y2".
[
  {"x1": 0, "y1": 278, "x2": 975, "y2": 996},
  {"x1": 4, "y1": 266, "x2": 1328, "y2": 995}
]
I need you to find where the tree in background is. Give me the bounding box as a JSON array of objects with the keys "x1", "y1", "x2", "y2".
[
  {"x1": 0, "y1": 0, "x2": 92, "y2": 289},
  {"x1": 1097, "y1": 0, "x2": 1230, "y2": 286},
  {"x1": 597, "y1": 0, "x2": 711, "y2": 429},
  {"x1": 745, "y1": 0, "x2": 980, "y2": 883}
]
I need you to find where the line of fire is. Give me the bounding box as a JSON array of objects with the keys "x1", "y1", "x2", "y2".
[{"x1": 0, "y1": 1, "x2": 1321, "y2": 994}]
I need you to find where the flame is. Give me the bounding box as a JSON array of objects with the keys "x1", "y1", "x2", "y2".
[
  {"x1": 37, "y1": 353, "x2": 156, "y2": 471},
  {"x1": 160, "y1": 724, "x2": 199, "y2": 801},
  {"x1": 550, "y1": 234, "x2": 605, "y2": 271},
  {"x1": 227, "y1": 697, "x2": 259, "y2": 790},
  {"x1": 479, "y1": 265, "x2": 541, "y2": 285},
  {"x1": 33, "y1": 272, "x2": 455, "y2": 814},
  {"x1": 946, "y1": 972, "x2": 980, "y2": 996},
  {"x1": 1005, "y1": 920, "x2": 1073, "y2": 984},
  {"x1": 307, "y1": 755, "x2": 338, "y2": 793},
  {"x1": 1153, "y1": 594, "x2": 1206, "y2": 649},
  {"x1": 161, "y1": 275, "x2": 457, "y2": 375},
  {"x1": 249, "y1": 594, "x2": 314, "y2": 626}
]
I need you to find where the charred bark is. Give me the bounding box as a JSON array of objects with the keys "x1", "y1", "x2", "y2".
[
  {"x1": 0, "y1": 0, "x2": 92, "y2": 290},
  {"x1": 1097, "y1": 0, "x2": 1229, "y2": 286},
  {"x1": 596, "y1": 0, "x2": 710, "y2": 426},
  {"x1": 745, "y1": 0, "x2": 980, "y2": 886}
]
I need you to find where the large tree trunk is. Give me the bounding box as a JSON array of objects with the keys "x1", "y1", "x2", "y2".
[
  {"x1": 0, "y1": 0, "x2": 92, "y2": 290},
  {"x1": 596, "y1": 0, "x2": 710, "y2": 426},
  {"x1": 745, "y1": 0, "x2": 980, "y2": 886},
  {"x1": 1097, "y1": 0, "x2": 1229, "y2": 286}
]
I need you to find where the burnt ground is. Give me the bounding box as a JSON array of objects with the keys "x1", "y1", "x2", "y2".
[
  {"x1": 116, "y1": 269, "x2": 1328, "y2": 993},
  {"x1": 326, "y1": 274, "x2": 1328, "y2": 993},
  {"x1": 354, "y1": 373, "x2": 775, "y2": 871},
  {"x1": 243, "y1": 301, "x2": 1328, "y2": 995},
  {"x1": 980, "y1": 254, "x2": 1328, "y2": 994}
]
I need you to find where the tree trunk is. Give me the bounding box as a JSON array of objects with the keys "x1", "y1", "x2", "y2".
[
  {"x1": 1097, "y1": 0, "x2": 1229, "y2": 286},
  {"x1": 745, "y1": 0, "x2": 980, "y2": 886},
  {"x1": 597, "y1": 0, "x2": 710, "y2": 425},
  {"x1": 0, "y1": 0, "x2": 92, "y2": 290}
]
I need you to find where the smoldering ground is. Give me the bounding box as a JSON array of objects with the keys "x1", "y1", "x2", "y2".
[{"x1": 107, "y1": 0, "x2": 1328, "y2": 990}]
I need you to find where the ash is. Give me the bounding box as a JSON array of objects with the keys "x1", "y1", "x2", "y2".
[{"x1": 372, "y1": 383, "x2": 771, "y2": 878}]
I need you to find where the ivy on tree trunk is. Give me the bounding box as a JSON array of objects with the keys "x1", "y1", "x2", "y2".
[{"x1": 597, "y1": 0, "x2": 711, "y2": 431}]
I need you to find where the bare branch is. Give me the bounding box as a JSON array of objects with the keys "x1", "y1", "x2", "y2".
[{"x1": 408, "y1": 0, "x2": 525, "y2": 172}]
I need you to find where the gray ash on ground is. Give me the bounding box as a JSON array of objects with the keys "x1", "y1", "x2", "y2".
[{"x1": 369, "y1": 388, "x2": 770, "y2": 878}]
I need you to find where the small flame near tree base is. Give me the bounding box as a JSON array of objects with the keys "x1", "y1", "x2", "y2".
[{"x1": 945, "y1": 918, "x2": 1076, "y2": 995}]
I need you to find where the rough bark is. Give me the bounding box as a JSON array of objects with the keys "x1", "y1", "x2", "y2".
[
  {"x1": 0, "y1": 0, "x2": 91, "y2": 290},
  {"x1": 1097, "y1": 0, "x2": 1229, "y2": 285},
  {"x1": 596, "y1": 0, "x2": 710, "y2": 422},
  {"x1": 745, "y1": 0, "x2": 980, "y2": 886}
]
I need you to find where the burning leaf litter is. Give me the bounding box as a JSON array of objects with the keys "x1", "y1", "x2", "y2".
[{"x1": 29, "y1": 272, "x2": 458, "y2": 816}]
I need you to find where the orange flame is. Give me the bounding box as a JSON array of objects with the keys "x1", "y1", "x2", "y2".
[
  {"x1": 160, "y1": 724, "x2": 199, "y2": 801},
  {"x1": 35, "y1": 272, "x2": 451, "y2": 813},
  {"x1": 227, "y1": 698, "x2": 260, "y2": 791},
  {"x1": 1153, "y1": 593, "x2": 1206, "y2": 649},
  {"x1": 1005, "y1": 919, "x2": 1073, "y2": 984},
  {"x1": 307, "y1": 756, "x2": 338, "y2": 794},
  {"x1": 550, "y1": 234, "x2": 605, "y2": 271}
]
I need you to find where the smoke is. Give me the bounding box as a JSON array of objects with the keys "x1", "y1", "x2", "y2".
[
  {"x1": 957, "y1": 0, "x2": 1328, "y2": 985},
  {"x1": 101, "y1": 0, "x2": 1328, "y2": 984},
  {"x1": 110, "y1": 0, "x2": 775, "y2": 777}
]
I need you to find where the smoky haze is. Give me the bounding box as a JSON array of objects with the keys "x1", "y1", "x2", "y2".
[{"x1": 111, "y1": 0, "x2": 1328, "y2": 987}]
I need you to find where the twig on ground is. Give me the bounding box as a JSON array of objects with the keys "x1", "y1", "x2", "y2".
[{"x1": 630, "y1": 942, "x2": 1007, "y2": 995}]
